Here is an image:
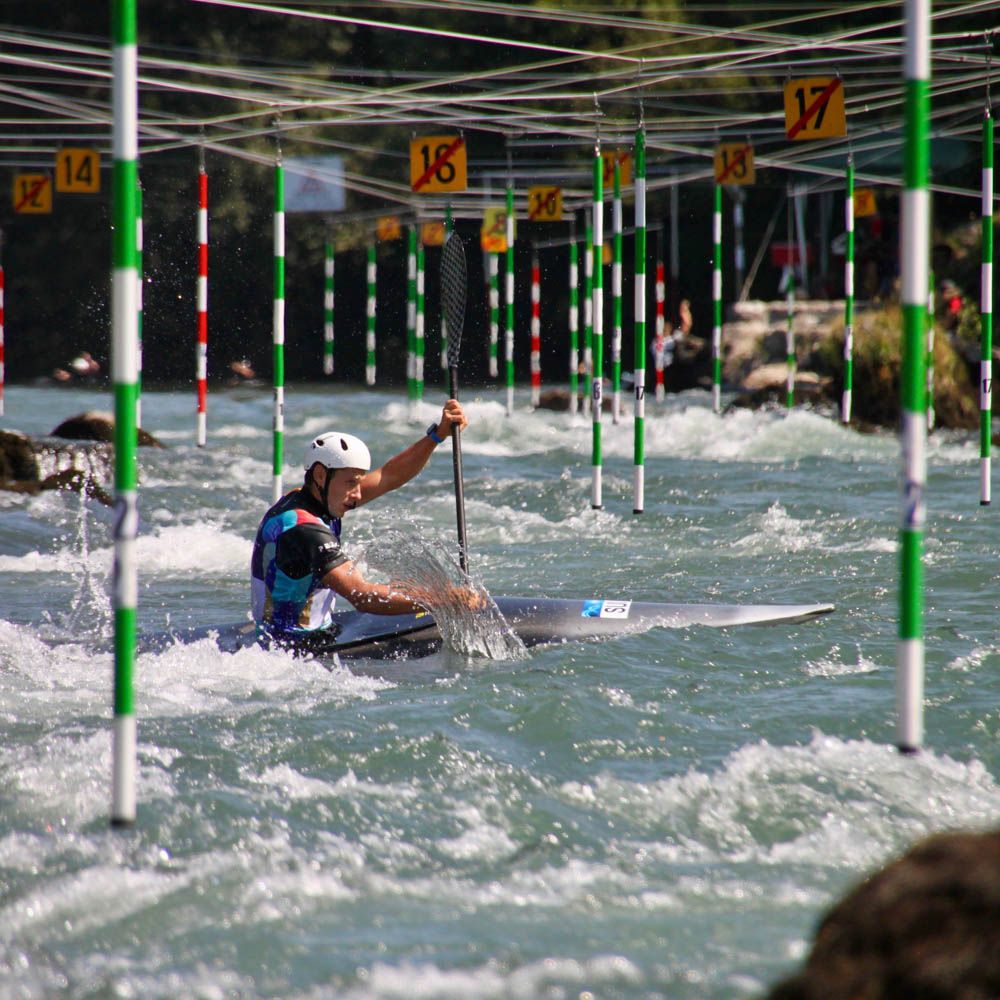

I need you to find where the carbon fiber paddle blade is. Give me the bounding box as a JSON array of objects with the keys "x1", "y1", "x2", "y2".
[{"x1": 441, "y1": 232, "x2": 467, "y2": 367}]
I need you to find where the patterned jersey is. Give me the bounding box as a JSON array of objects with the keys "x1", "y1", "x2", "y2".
[{"x1": 250, "y1": 487, "x2": 348, "y2": 634}]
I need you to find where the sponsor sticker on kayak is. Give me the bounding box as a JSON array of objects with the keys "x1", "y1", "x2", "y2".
[{"x1": 581, "y1": 600, "x2": 632, "y2": 619}]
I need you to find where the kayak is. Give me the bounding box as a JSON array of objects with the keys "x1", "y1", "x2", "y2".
[{"x1": 140, "y1": 595, "x2": 834, "y2": 661}]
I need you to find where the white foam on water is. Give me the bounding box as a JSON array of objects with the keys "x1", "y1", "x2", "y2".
[
  {"x1": 0, "y1": 549, "x2": 65, "y2": 573},
  {"x1": 0, "y1": 726, "x2": 174, "y2": 828},
  {"x1": 726, "y1": 502, "x2": 894, "y2": 558},
  {"x1": 332, "y1": 953, "x2": 643, "y2": 1000},
  {"x1": 435, "y1": 804, "x2": 517, "y2": 863},
  {"x1": 946, "y1": 642, "x2": 1000, "y2": 672},
  {"x1": 731, "y1": 502, "x2": 826, "y2": 556},
  {"x1": 803, "y1": 644, "x2": 880, "y2": 677},
  {"x1": 245, "y1": 765, "x2": 412, "y2": 805},
  {"x1": 133, "y1": 639, "x2": 392, "y2": 717},
  {"x1": 134, "y1": 523, "x2": 251, "y2": 577},
  {"x1": 559, "y1": 732, "x2": 1000, "y2": 873},
  {"x1": 0, "y1": 521, "x2": 250, "y2": 580},
  {"x1": 0, "y1": 862, "x2": 185, "y2": 940},
  {"x1": 168, "y1": 421, "x2": 271, "y2": 442}
]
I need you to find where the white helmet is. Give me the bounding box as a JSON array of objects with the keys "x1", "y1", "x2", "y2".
[{"x1": 304, "y1": 432, "x2": 371, "y2": 473}]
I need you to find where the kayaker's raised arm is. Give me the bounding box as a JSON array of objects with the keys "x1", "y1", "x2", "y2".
[{"x1": 359, "y1": 399, "x2": 467, "y2": 505}]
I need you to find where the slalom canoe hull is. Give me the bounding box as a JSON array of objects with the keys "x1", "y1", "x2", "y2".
[{"x1": 141, "y1": 595, "x2": 834, "y2": 661}]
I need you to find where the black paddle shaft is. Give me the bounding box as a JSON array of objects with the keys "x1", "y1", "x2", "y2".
[
  {"x1": 440, "y1": 233, "x2": 470, "y2": 573},
  {"x1": 448, "y1": 364, "x2": 468, "y2": 573}
]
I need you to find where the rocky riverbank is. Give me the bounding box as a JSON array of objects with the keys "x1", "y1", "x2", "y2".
[{"x1": 723, "y1": 299, "x2": 994, "y2": 430}]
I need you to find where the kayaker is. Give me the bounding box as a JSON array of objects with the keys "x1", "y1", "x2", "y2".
[{"x1": 250, "y1": 399, "x2": 481, "y2": 642}]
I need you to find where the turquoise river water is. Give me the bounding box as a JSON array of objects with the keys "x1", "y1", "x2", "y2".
[{"x1": 1, "y1": 383, "x2": 998, "y2": 998}]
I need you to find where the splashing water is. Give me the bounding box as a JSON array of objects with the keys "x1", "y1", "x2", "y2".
[
  {"x1": 361, "y1": 530, "x2": 527, "y2": 660},
  {"x1": 40, "y1": 487, "x2": 112, "y2": 641}
]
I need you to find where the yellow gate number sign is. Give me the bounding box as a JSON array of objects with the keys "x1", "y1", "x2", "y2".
[
  {"x1": 714, "y1": 143, "x2": 755, "y2": 185},
  {"x1": 55, "y1": 147, "x2": 100, "y2": 193},
  {"x1": 527, "y1": 186, "x2": 562, "y2": 222},
  {"x1": 421, "y1": 221, "x2": 446, "y2": 247},
  {"x1": 853, "y1": 188, "x2": 877, "y2": 218},
  {"x1": 410, "y1": 135, "x2": 467, "y2": 193},
  {"x1": 481, "y1": 206, "x2": 512, "y2": 253},
  {"x1": 376, "y1": 215, "x2": 402, "y2": 241},
  {"x1": 600, "y1": 151, "x2": 632, "y2": 189},
  {"x1": 13, "y1": 174, "x2": 52, "y2": 213},
  {"x1": 784, "y1": 77, "x2": 846, "y2": 140}
]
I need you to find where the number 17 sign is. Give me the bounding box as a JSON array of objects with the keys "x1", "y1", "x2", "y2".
[{"x1": 783, "y1": 77, "x2": 846, "y2": 140}]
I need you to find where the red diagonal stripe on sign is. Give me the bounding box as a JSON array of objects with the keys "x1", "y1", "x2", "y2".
[
  {"x1": 528, "y1": 190, "x2": 555, "y2": 221},
  {"x1": 787, "y1": 78, "x2": 841, "y2": 139},
  {"x1": 15, "y1": 176, "x2": 48, "y2": 212},
  {"x1": 717, "y1": 146, "x2": 750, "y2": 184},
  {"x1": 412, "y1": 136, "x2": 465, "y2": 192}
]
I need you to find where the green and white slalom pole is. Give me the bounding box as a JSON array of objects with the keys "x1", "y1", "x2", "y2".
[
  {"x1": 583, "y1": 216, "x2": 594, "y2": 417},
  {"x1": 897, "y1": 0, "x2": 930, "y2": 755},
  {"x1": 505, "y1": 179, "x2": 515, "y2": 416},
  {"x1": 323, "y1": 235, "x2": 334, "y2": 376},
  {"x1": 135, "y1": 177, "x2": 143, "y2": 431},
  {"x1": 272, "y1": 149, "x2": 285, "y2": 503},
  {"x1": 633, "y1": 125, "x2": 647, "y2": 515},
  {"x1": 591, "y1": 139, "x2": 604, "y2": 510},
  {"x1": 110, "y1": 0, "x2": 139, "y2": 827},
  {"x1": 612, "y1": 160, "x2": 623, "y2": 424},
  {"x1": 712, "y1": 182, "x2": 723, "y2": 413},
  {"x1": 366, "y1": 242, "x2": 377, "y2": 386},
  {"x1": 488, "y1": 251, "x2": 499, "y2": 378},
  {"x1": 842, "y1": 155, "x2": 855, "y2": 424},
  {"x1": 406, "y1": 224, "x2": 417, "y2": 416},
  {"x1": 569, "y1": 216, "x2": 579, "y2": 416},
  {"x1": 981, "y1": 105, "x2": 994, "y2": 505},
  {"x1": 785, "y1": 185, "x2": 797, "y2": 410},
  {"x1": 416, "y1": 239, "x2": 426, "y2": 403}
]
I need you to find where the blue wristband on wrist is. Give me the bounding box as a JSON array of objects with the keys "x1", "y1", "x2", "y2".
[{"x1": 426, "y1": 423, "x2": 446, "y2": 444}]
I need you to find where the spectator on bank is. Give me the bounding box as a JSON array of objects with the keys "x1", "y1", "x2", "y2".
[{"x1": 765, "y1": 827, "x2": 1000, "y2": 1000}]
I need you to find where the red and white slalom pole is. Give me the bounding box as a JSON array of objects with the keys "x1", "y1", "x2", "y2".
[
  {"x1": 653, "y1": 259, "x2": 666, "y2": 401},
  {"x1": 196, "y1": 162, "x2": 208, "y2": 447},
  {"x1": 487, "y1": 252, "x2": 499, "y2": 378},
  {"x1": 530, "y1": 248, "x2": 541, "y2": 407}
]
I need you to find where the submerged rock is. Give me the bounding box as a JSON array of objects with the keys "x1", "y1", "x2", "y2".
[{"x1": 51, "y1": 410, "x2": 164, "y2": 447}]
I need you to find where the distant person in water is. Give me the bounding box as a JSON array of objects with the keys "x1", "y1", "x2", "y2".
[
  {"x1": 228, "y1": 359, "x2": 255, "y2": 382},
  {"x1": 765, "y1": 827, "x2": 1000, "y2": 1000},
  {"x1": 52, "y1": 351, "x2": 101, "y2": 384},
  {"x1": 251, "y1": 399, "x2": 482, "y2": 643}
]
